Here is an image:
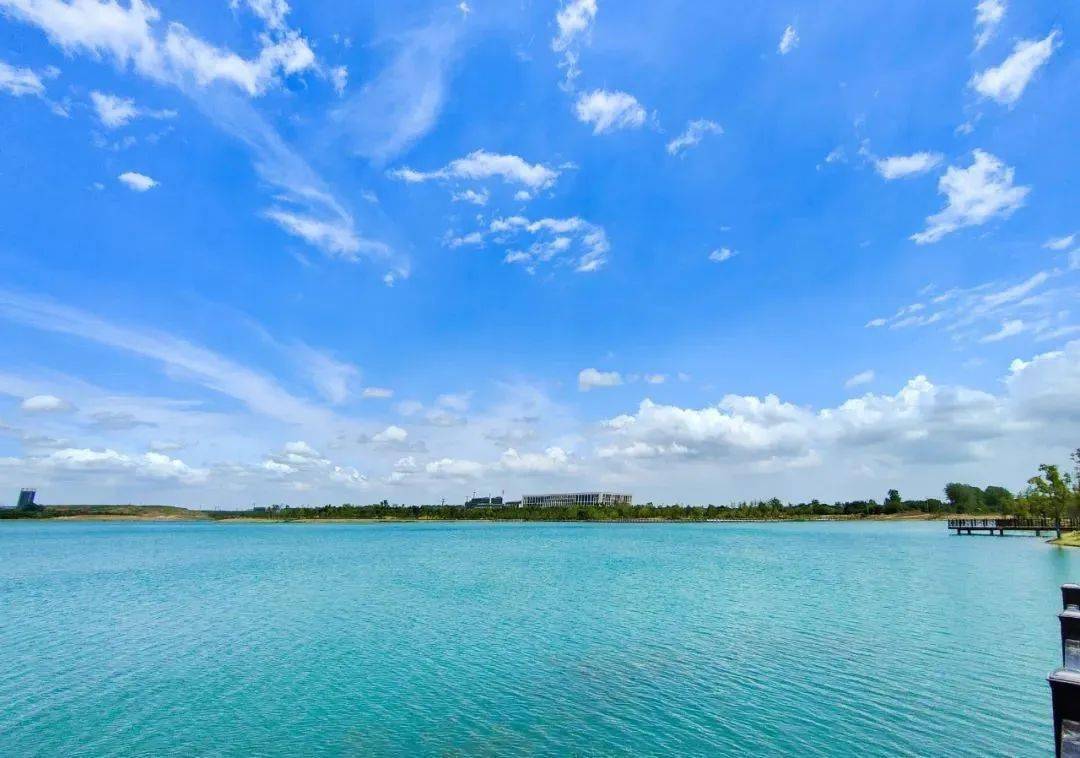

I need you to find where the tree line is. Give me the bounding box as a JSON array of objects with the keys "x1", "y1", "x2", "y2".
[{"x1": 6, "y1": 449, "x2": 1076, "y2": 522}]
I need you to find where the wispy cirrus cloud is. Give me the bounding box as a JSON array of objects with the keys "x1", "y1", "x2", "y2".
[{"x1": 667, "y1": 119, "x2": 722, "y2": 156}]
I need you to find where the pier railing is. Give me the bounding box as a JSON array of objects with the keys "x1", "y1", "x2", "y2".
[{"x1": 947, "y1": 517, "x2": 1072, "y2": 533}]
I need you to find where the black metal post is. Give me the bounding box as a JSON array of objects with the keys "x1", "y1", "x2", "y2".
[{"x1": 1050, "y1": 585, "x2": 1080, "y2": 756}]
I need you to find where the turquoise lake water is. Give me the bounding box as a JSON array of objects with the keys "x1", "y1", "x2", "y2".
[{"x1": 0, "y1": 520, "x2": 1074, "y2": 756}]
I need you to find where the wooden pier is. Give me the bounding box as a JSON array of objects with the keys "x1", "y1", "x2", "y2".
[{"x1": 947, "y1": 517, "x2": 1072, "y2": 536}]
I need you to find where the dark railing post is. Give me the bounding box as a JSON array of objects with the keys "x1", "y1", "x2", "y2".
[{"x1": 1049, "y1": 585, "x2": 1080, "y2": 756}]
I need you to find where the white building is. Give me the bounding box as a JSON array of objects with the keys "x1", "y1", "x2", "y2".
[{"x1": 521, "y1": 492, "x2": 632, "y2": 508}]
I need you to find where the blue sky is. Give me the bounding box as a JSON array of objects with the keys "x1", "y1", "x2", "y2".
[{"x1": 0, "y1": 0, "x2": 1077, "y2": 507}]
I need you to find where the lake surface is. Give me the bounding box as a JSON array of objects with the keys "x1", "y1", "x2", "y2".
[{"x1": 0, "y1": 520, "x2": 1074, "y2": 756}]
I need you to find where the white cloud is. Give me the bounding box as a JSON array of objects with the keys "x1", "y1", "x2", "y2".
[
  {"x1": 864, "y1": 266, "x2": 1078, "y2": 347},
  {"x1": 0, "y1": 290, "x2": 336, "y2": 427},
  {"x1": 552, "y1": 0, "x2": 597, "y2": 88},
  {"x1": 361, "y1": 387, "x2": 393, "y2": 399},
  {"x1": 644, "y1": 374, "x2": 666, "y2": 385},
  {"x1": 329, "y1": 21, "x2": 458, "y2": 163},
  {"x1": 372, "y1": 425, "x2": 408, "y2": 444},
  {"x1": 911, "y1": 150, "x2": 1029, "y2": 244},
  {"x1": 970, "y1": 30, "x2": 1060, "y2": 106},
  {"x1": 118, "y1": 171, "x2": 158, "y2": 191},
  {"x1": 392, "y1": 150, "x2": 560, "y2": 191},
  {"x1": 437, "y1": 392, "x2": 471, "y2": 412},
  {"x1": 20, "y1": 394, "x2": 71, "y2": 413},
  {"x1": 981, "y1": 319, "x2": 1025, "y2": 343},
  {"x1": 454, "y1": 215, "x2": 611, "y2": 274},
  {"x1": 89, "y1": 90, "x2": 175, "y2": 128},
  {"x1": 574, "y1": 89, "x2": 647, "y2": 135},
  {"x1": 18, "y1": 446, "x2": 207, "y2": 484},
  {"x1": 1, "y1": 0, "x2": 316, "y2": 97},
  {"x1": 230, "y1": 0, "x2": 290, "y2": 31},
  {"x1": 875, "y1": 151, "x2": 943, "y2": 180},
  {"x1": 1044, "y1": 234, "x2": 1075, "y2": 251},
  {"x1": 0, "y1": 0, "x2": 398, "y2": 267},
  {"x1": 778, "y1": 25, "x2": 799, "y2": 55},
  {"x1": 451, "y1": 188, "x2": 489, "y2": 206},
  {"x1": 844, "y1": 370, "x2": 875, "y2": 389},
  {"x1": 293, "y1": 345, "x2": 359, "y2": 404},
  {"x1": 425, "y1": 457, "x2": 484, "y2": 479},
  {"x1": 263, "y1": 209, "x2": 386, "y2": 260},
  {"x1": 499, "y1": 446, "x2": 570, "y2": 474},
  {"x1": 91, "y1": 91, "x2": 137, "y2": 127},
  {"x1": 578, "y1": 368, "x2": 622, "y2": 391},
  {"x1": 709, "y1": 248, "x2": 736, "y2": 263},
  {"x1": 0, "y1": 58, "x2": 47, "y2": 96},
  {"x1": 553, "y1": 0, "x2": 597, "y2": 53},
  {"x1": 458, "y1": 2, "x2": 470, "y2": 16},
  {"x1": 974, "y1": 0, "x2": 1005, "y2": 51},
  {"x1": 666, "y1": 119, "x2": 722, "y2": 156}
]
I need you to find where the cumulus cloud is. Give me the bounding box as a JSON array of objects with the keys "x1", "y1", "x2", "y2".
[
  {"x1": 5, "y1": 446, "x2": 207, "y2": 484},
  {"x1": 578, "y1": 368, "x2": 622, "y2": 391},
  {"x1": 974, "y1": 0, "x2": 1005, "y2": 51},
  {"x1": 425, "y1": 457, "x2": 484, "y2": 479},
  {"x1": 90, "y1": 90, "x2": 175, "y2": 128},
  {"x1": 118, "y1": 171, "x2": 158, "y2": 191},
  {"x1": 372, "y1": 425, "x2": 408, "y2": 444},
  {"x1": 499, "y1": 446, "x2": 570, "y2": 474},
  {"x1": 709, "y1": 248, "x2": 736, "y2": 263},
  {"x1": 574, "y1": 89, "x2": 647, "y2": 135},
  {"x1": 450, "y1": 215, "x2": 611, "y2": 274},
  {"x1": 1, "y1": 0, "x2": 317, "y2": 97},
  {"x1": 970, "y1": 30, "x2": 1060, "y2": 106},
  {"x1": 391, "y1": 150, "x2": 561, "y2": 192},
  {"x1": 230, "y1": 0, "x2": 290, "y2": 31},
  {"x1": 778, "y1": 25, "x2": 799, "y2": 55},
  {"x1": 594, "y1": 353, "x2": 1073, "y2": 470},
  {"x1": 875, "y1": 152, "x2": 943, "y2": 180},
  {"x1": 451, "y1": 188, "x2": 489, "y2": 206},
  {"x1": 911, "y1": 150, "x2": 1029, "y2": 244},
  {"x1": 0, "y1": 57, "x2": 50, "y2": 97},
  {"x1": 666, "y1": 119, "x2": 722, "y2": 156},
  {"x1": 20, "y1": 394, "x2": 71, "y2": 413}
]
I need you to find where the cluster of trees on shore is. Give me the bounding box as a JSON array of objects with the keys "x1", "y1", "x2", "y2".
[{"x1": 6, "y1": 450, "x2": 1077, "y2": 523}]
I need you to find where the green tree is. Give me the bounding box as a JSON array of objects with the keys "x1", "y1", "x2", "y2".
[
  {"x1": 982, "y1": 486, "x2": 1014, "y2": 517},
  {"x1": 1025, "y1": 464, "x2": 1074, "y2": 538},
  {"x1": 884, "y1": 489, "x2": 903, "y2": 513},
  {"x1": 945, "y1": 483, "x2": 984, "y2": 513}
]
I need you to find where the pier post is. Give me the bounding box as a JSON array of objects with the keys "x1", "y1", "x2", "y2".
[{"x1": 1049, "y1": 585, "x2": 1080, "y2": 756}]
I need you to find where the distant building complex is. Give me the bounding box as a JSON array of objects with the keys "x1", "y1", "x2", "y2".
[
  {"x1": 464, "y1": 496, "x2": 503, "y2": 508},
  {"x1": 16, "y1": 488, "x2": 38, "y2": 510},
  {"x1": 521, "y1": 492, "x2": 632, "y2": 508}
]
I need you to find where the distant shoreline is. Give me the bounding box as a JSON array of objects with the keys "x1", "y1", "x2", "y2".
[{"x1": 3, "y1": 509, "x2": 987, "y2": 524}]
